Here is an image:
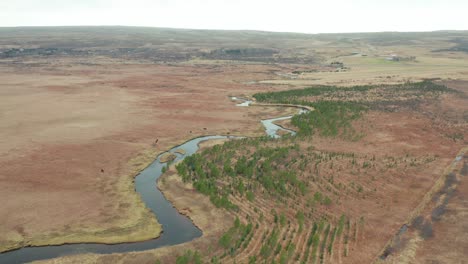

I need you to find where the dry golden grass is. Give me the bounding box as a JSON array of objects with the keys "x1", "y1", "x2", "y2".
[
  {"x1": 260, "y1": 52, "x2": 468, "y2": 87},
  {"x1": 159, "y1": 153, "x2": 177, "y2": 163},
  {"x1": 375, "y1": 148, "x2": 468, "y2": 264},
  {"x1": 174, "y1": 148, "x2": 187, "y2": 155}
]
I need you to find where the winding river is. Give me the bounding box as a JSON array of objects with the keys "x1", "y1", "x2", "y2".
[{"x1": 0, "y1": 98, "x2": 307, "y2": 264}]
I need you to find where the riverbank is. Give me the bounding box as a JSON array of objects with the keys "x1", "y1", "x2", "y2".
[
  {"x1": 17, "y1": 101, "x2": 304, "y2": 263},
  {"x1": 157, "y1": 148, "x2": 235, "y2": 241},
  {"x1": 0, "y1": 100, "x2": 300, "y2": 264},
  {"x1": 28, "y1": 137, "x2": 244, "y2": 264},
  {"x1": 0, "y1": 87, "x2": 294, "y2": 254},
  {"x1": 0, "y1": 147, "x2": 163, "y2": 254},
  {"x1": 0, "y1": 56, "x2": 298, "y2": 255}
]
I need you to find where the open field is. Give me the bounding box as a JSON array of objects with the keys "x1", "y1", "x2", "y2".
[
  {"x1": 379, "y1": 148, "x2": 467, "y2": 264},
  {"x1": 259, "y1": 52, "x2": 468, "y2": 86},
  {"x1": 0, "y1": 27, "x2": 467, "y2": 263},
  {"x1": 0, "y1": 55, "x2": 294, "y2": 252}
]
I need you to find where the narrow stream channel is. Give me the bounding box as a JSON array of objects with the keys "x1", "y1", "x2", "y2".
[{"x1": 0, "y1": 98, "x2": 307, "y2": 264}]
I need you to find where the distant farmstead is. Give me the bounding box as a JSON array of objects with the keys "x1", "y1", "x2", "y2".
[{"x1": 386, "y1": 54, "x2": 416, "y2": 62}]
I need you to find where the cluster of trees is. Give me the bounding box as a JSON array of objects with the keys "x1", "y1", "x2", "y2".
[
  {"x1": 253, "y1": 81, "x2": 452, "y2": 104},
  {"x1": 176, "y1": 153, "x2": 237, "y2": 210},
  {"x1": 393, "y1": 80, "x2": 455, "y2": 93},
  {"x1": 291, "y1": 101, "x2": 365, "y2": 138},
  {"x1": 253, "y1": 81, "x2": 454, "y2": 139},
  {"x1": 175, "y1": 139, "x2": 308, "y2": 209},
  {"x1": 252, "y1": 84, "x2": 372, "y2": 103},
  {"x1": 253, "y1": 85, "x2": 368, "y2": 139}
]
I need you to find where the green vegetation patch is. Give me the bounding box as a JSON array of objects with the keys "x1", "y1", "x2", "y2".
[
  {"x1": 172, "y1": 250, "x2": 203, "y2": 264},
  {"x1": 253, "y1": 81, "x2": 455, "y2": 139},
  {"x1": 291, "y1": 101, "x2": 365, "y2": 138},
  {"x1": 176, "y1": 138, "x2": 307, "y2": 209},
  {"x1": 253, "y1": 85, "x2": 368, "y2": 139},
  {"x1": 219, "y1": 217, "x2": 254, "y2": 256}
]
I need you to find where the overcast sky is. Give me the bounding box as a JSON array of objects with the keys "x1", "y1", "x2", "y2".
[{"x1": 1, "y1": 0, "x2": 467, "y2": 33}]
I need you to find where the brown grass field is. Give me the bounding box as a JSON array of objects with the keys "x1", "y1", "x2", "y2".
[
  {"x1": 0, "y1": 27, "x2": 467, "y2": 263},
  {"x1": 0, "y1": 60, "x2": 291, "y2": 252}
]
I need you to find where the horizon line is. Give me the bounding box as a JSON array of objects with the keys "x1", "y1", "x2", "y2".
[{"x1": 1, "y1": 25, "x2": 467, "y2": 35}]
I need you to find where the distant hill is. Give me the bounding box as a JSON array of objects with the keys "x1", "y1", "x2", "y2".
[{"x1": 1, "y1": 26, "x2": 467, "y2": 63}]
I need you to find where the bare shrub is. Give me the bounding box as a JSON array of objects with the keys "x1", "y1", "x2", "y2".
[
  {"x1": 411, "y1": 216, "x2": 424, "y2": 229},
  {"x1": 461, "y1": 162, "x2": 468, "y2": 176},
  {"x1": 431, "y1": 205, "x2": 446, "y2": 221},
  {"x1": 420, "y1": 221, "x2": 433, "y2": 239}
]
